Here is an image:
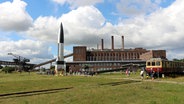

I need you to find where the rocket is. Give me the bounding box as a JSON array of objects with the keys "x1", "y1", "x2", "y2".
[{"x1": 55, "y1": 22, "x2": 65, "y2": 75}]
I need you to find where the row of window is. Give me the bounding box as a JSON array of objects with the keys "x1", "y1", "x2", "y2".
[
  {"x1": 146, "y1": 61, "x2": 161, "y2": 66},
  {"x1": 87, "y1": 56, "x2": 139, "y2": 61},
  {"x1": 147, "y1": 61, "x2": 184, "y2": 68},
  {"x1": 162, "y1": 61, "x2": 184, "y2": 68},
  {"x1": 90, "y1": 52, "x2": 141, "y2": 57},
  {"x1": 78, "y1": 63, "x2": 122, "y2": 67}
]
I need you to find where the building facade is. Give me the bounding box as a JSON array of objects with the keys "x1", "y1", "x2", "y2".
[
  {"x1": 73, "y1": 36, "x2": 166, "y2": 61},
  {"x1": 73, "y1": 46, "x2": 152, "y2": 61},
  {"x1": 140, "y1": 50, "x2": 166, "y2": 61},
  {"x1": 67, "y1": 36, "x2": 166, "y2": 73}
]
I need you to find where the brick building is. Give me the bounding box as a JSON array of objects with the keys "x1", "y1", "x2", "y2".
[
  {"x1": 66, "y1": 36, "x2": 166, "y2": 72},
  {"x1": 73, "y1": 36, "x2": 166, "y2": 61},
  {"x1": 140, "y1": 50, "x2": 166, "y2": 61},
  {"x1": 73, "y1": 46, "x2": 150, "y2": 61}
]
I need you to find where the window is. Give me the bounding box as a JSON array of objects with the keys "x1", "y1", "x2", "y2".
[
  {"x1": 147, "y1": 62, "x2": 151, "y2": 66},
  {"x1": 163, "y1": 61, "x2": 166, "y2": 67},
  {"x1": 152, "y1": 62, "x2": 155, "y2": 66},
  {"x1": 156, "y1": 61, "x2": 160, "y2": 66}
]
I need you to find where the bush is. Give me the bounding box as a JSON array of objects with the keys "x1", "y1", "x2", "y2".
[
  {"x1": 0, "y1": 65, "x2": 3, "y2": 69},
  {"x1": 2, "y1": 66, "x2": 15, "y2": 73}
]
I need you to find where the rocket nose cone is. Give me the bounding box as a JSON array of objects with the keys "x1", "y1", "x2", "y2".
[
  {"x1": 59, "y1": 22, "x2": 64, "y2": 43},
  {"x1": 60, "y1": 22, "x2": 63, "y2": 30}
]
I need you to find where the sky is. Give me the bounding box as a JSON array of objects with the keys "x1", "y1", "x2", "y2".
[{"x1": 0, "y1": 0, "x2": 184, "y2": 65}]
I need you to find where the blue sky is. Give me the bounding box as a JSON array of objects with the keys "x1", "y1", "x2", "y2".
[{"x1": 1, "y1": 0, "x2": 184, "y2": 64}]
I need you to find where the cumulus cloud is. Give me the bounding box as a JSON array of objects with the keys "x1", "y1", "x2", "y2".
[
  {"x1": 0, "y1": 40, "x2": 53, "y2": 63},
  {"x1": 0, "y1": 0, "x2": 33, "y2": 32},
  {"x1": 61, "y1": 6, "x2": 107, "y2": 46},
  {"x1": 26, "y1": 6, "x2": 110, "y2": 47},
  {"x1": 1, "y1": 0, "x2": 183, "y2": 61},
  {"x1": 52, "y1": 0, "x2": 103, "y2": 9},
  {"x1": 26, "y1": 16, "x2": 59, "y2": 42},
  {"x1": 116, "y1": 0, "x2": 163, "y2": 17},
  {"x1": 63, "y1": 49, "x2": 73, "y2": 62},
  {"x1": 117, "y1": 0, "x2": 184, "y2": 59},
  {"x1": 25, "y1": 0, "x2": 184, "y2": 59}
]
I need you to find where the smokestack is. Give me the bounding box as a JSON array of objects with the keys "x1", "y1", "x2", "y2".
[
  {"x1": 101, "y1": 39, "x2": 104, "y2": 50},
  {"x1": 111, "y1": 36, "x2": 114, "y2": 51},
  {"x1": 122, "y1": 36, "x2": 124, "y2": 51},
  {"x1": 55, "y1": 22, "x2": 65, "y2": 75}
]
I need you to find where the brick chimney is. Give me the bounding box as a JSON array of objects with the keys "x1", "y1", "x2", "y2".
[
  {"x1": 122, "y1": 36, "x2": 124, "y2": 51},
  {"x1": 111, "y1": 36, "x2": 114, "y2": 51},
  {"x1": 101, "y1": 39, "x2": 104, "y2": 50}
]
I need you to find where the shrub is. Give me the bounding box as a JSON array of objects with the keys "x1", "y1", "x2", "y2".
[
  {"x1": 2, "y1": 66, "x2": 15, "y2": 73},
  {"x1": 0, "y1": 65, "x2": 3, "y2": 69}
]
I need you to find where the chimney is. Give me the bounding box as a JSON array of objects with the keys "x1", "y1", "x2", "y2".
[
  {"x1": 111, "y1": 36, "x2": 114, "y2": 51},
  {"x1": 101, "y1": 39, "x2": 104, "y2": 50},
  {"x1": 122, "y1": 36, "x2": 124, "y2": 51}
]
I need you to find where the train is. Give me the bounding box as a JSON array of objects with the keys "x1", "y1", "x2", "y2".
[{"x1": 146, "y1": 58, "x2": 184, "y2": 75}]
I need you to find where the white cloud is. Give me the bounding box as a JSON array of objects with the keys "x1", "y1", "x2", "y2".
[
  {"x1": 0, "y1": 40, "x2": 53, "y2": 64},
  {"x1": 117, "y1": 0, "x2": 184, "y2": 59},
  {"x1": 61, "y1": 6, "x2": 107, "y2": 46},
  {"x1": 26, "y1": 16, "x2": 59, "y2": 42},
  {"x1": 1, "y1": 0, "x2": 184, "y2": 62},
  {"x1": 52, "y1": 0, "x2": 103, "y2": 9},
  {"x1": 25, "y1": 1, "x2": 184, "y2": 60},
  {"x1": 0, "y1": 0, "x2": 33, "y2": 32},
  {"x1": 116, "y1": 0, "x2": 162, "y2": 17},
  {"x1": 26, "y1": 6, "x2": 108, "y2": 47},
  {"x1": 64, "y1": 49, "x2": 73, "y2": 62}
]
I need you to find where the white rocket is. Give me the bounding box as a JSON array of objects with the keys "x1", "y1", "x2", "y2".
[{"x1": 55, "y1": 22, "x2": 65, "y2": 75}]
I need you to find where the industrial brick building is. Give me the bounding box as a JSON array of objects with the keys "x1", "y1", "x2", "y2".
[
  {"x1": 66, "y1": 36, "x2": 166, "y2": 73},
  {"x1": 73, "y1": 36, "x2": 166, "y2": 61}
]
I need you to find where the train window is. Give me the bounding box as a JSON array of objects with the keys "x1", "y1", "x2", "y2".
[
  {"x1": 147, "y1": 62, "x2": 151, "y2": 66},
  {"x1": 152, "y1": 62, "x2": 155, "y2": 66},
  {"x1": 166, "y1": 62, "x2": 169, "y2": 67},
  {"x1": 163, "y1": 61, "x2": 165, "y2": 67},
  {"x1": 156, "y1": 61, "x2": 160, "y2": 66},
  {"x1": 168, "y1": 62, "x2": 171, "y2": 67}
]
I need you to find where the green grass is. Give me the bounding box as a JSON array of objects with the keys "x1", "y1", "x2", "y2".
[{"x1": 0, "y1": 72, "x2": 183, "y2": 104}]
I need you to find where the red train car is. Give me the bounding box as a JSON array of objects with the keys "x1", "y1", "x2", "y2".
[{"x1": 146, "y1": 58, "x2": 184, "y2": 75}]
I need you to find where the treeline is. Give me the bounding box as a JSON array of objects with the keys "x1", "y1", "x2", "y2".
[
  {"x1": 172, "y1": 58, "x2": 184, "y2": 62},
  {"x1": 0, "y1": 66, "x2": 15, "y2": 73}
]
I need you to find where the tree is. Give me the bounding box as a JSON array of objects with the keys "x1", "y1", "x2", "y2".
[
  {"x1": 0, "y1": 65, "x2": 3, "y2": 69},
  {"x1": 173, "y1": 58, "x2": 180, "y2": 62},
  {"x1": 2, "y1": 66, "x2": 15, "y2": 73},
  {"x1": 84, "y1": 65, "x2": 89, "y2": 70},
  {"x1": 173, "y1": 58, "x2": 184, "y2": 62}
]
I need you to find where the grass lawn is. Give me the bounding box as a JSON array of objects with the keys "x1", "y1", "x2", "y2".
[{"x1": 0, "y1": 72, "x2": 183, "y2": 104}]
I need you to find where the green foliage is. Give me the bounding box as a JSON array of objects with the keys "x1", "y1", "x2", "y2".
[
  {"x1": 41, "y1": 67, "x2": 46, "y2": 72},
  {"x1": 137, "y1": 68, "x2": 142, "y2": 72},
  {"x1": 50, "y1": 65, "x2": 55, "y2": 70},
  {"x1": 0, "y1": 65, "x2": 3, "y2": 69},
  {"x1": 84, "y1": 65, "x2": 89, "y2": 69},
  {"x1": 173, "y1": 58, "x2": 184, "y2": 62},
  {"x1": 2, "y1": 66, "x2": 15, "y2": 73}
]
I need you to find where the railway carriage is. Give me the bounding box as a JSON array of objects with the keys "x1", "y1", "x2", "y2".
[{"x1": 146, "y1": 58, "x2": 184, "y2": 75}]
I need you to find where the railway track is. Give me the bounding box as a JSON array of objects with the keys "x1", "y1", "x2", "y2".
[{"x1": 0, "y1": 87, "x2": 73, "y2": 99}]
